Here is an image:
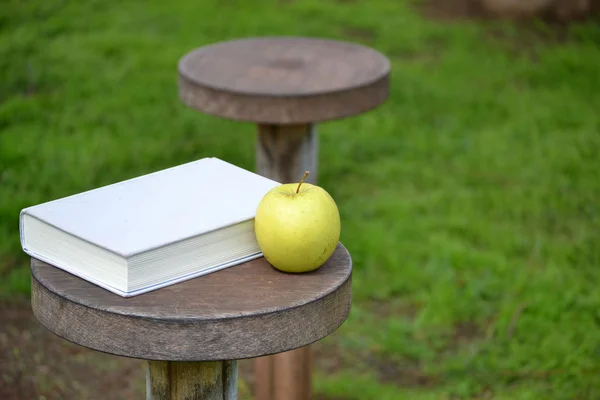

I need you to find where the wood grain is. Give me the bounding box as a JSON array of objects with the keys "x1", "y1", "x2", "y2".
[
  {"x1": 256, "y1": 124, "x2": 317, "y2": 184},
  {"x1": 146, "y1": 360, "x2": 237, "y2": 400},
  {"x1": 147, "y1": 361, "x2": 170, "y2": 399},
  {"x1": 272, "y1": 348, "x2": 312, "y2": 400},
  {"x1": 223, "y1": 360, "x2": 238, "y2": 400},
  {"x1": 254, "y1": 357, "x2": 275, "y2": 400},
  {"x1": 178, "y1": 37, "x2": 390, "y2": 124},
  {"x1": 30, "y1": 244, "x2": 352, "y2": 361}
]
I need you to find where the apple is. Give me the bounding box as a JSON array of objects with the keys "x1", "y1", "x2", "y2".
[{"x1": 254, "y1": 171, "x2": 341, "y2": 273}]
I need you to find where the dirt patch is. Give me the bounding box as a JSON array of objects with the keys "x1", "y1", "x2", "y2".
[
  {"x1": 420, "y1": 0, "x2": 600, "y2": 22},
  {"x1": 313, "y1": 396, "x2": 349, "y2": 400},
  {"x1": 0, "y1": 299, "x2": 144, "y2": 400},
  {"x1": 364, "y1": 298, "x2": 420, "y2": 320},
  {"x1": 376, "y1": 359, "x2": 438, "y2": 387},
  {"x1": 312, "y1": 333, "x2": 438, "y2": 389},
  {"x1": 453, "y1": 320, "x2": 481, "y2": 344},
  {"x1": 0, "y1": 257, "x2": 21, "y2": 278},
  {"x1": 417, "y1": 0, "x2": 592, "y2": 62},
  {"x1": 340, "y1": 26, "x2": 377, "y2": 42},
  {"x1": 420, "y1": 0, "x2": 489, "y2": 21}
]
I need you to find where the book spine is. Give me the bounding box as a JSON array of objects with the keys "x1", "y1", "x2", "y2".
[{"x1": 19, "y1": 209, "x2": 29, "y2": 252}]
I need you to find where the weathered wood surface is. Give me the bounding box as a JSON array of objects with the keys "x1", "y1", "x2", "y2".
[
  {"x1": 255, "y1": 348, "x2": 312, "y2": 400},
  {"x1": 146, "y1": 360, "x2": 237, "y2": 400},
  {"x1": 480, "y1": 0, "x2": 595, "y2": 20},
  {"x1": 223, "y1": 359, "x2": 238, "y2": 400},
  {"x1": 178, "y1": 37, "x2": 390, "y2": 124},
  {"x1": 256, "y1": 124, "x2": 317, "y2": 184},
  {"x1": 147, "y1": 361, "x2": 170, "y2": 399},
  {"x1": 254, "y1": 357, "x2": 274, "y2": 400},
  {"x1": 273, "y1": 347, "x2": 312, "y2": 400},
  {"x1": 30, "y1": 244, "x2": 352, "y2": 361}
]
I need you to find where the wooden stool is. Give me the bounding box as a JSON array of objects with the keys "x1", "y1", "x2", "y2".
[
  {"x1": 30, "y1": 243, "x2": 352, "y2": 399},
  {"x1": 178, "y1": 36, "x2": 389, "y2": 400}
]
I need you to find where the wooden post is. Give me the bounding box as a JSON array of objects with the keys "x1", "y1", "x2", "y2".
[
  {"x1": 147, "y1": 360, "x2": 238, "y2": 400},
  {"x1": 256, "y1": 124, "x2": 318, "y2": 185},
  {"x1": 254, "y1": 123, "x2": 318, "y2": 400}
]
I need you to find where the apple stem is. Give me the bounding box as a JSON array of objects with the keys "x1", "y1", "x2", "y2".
[{"x1": 296, "y1": 171, "x2": 310, "y2": 193}]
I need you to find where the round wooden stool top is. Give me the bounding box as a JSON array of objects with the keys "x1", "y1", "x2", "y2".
[
  {"x1": 178, "y1": 37, "x2": 390, "y2": 124},
  {"x1": 31, "y1": 243, "x2": 352, "y2": 362}
]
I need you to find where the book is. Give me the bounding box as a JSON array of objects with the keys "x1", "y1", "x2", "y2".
[{"x1": 19, "y1": 157, "x2": 280, "y2": 297}]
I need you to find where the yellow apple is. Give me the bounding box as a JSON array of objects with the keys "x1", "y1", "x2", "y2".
[{"x1": 255, "y1": 171, "x2": 340, "y2": 273}]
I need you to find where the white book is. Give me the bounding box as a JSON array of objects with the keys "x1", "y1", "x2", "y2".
[{"x1": 19, "y1": 157, "x2": 280, "y2": 297}]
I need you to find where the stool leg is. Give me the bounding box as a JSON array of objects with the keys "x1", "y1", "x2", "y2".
[
  {"x1": 254, "y1": 356, "x2": 275, "y2": 400},
  {"x1": 256, "y1": 124, "x2": 318, "y2": 185},
  {"x1": 147, "y1": 360, "x2": 238, "y2": 400},
  {"x1": 254, "y1": 123, "x2": 318, "y2": 400},
  {"x1": 273, "y1": 348, "x2": 312, "y2": 400}
]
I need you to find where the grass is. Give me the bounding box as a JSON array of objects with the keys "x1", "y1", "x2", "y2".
[{"x1": 2, "y1": 0, "x2": 600, "y2": 398}]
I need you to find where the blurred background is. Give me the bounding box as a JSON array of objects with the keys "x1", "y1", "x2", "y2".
[{"x1": 1, "y1": 0, "x2": 599, "y2": 399}]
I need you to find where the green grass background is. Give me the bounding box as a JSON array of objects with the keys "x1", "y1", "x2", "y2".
[{"x1": 2, "y1": 0, "x2": 599, "y2": 398}]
